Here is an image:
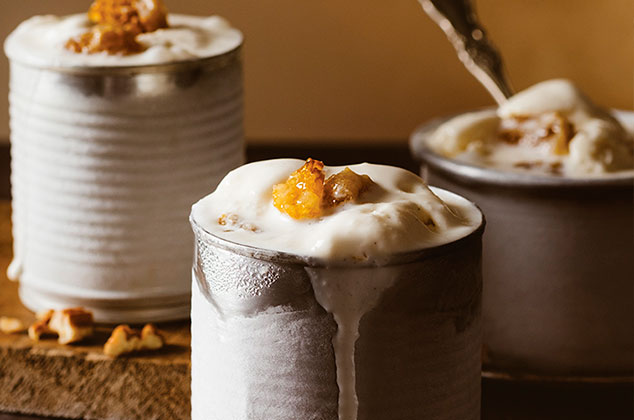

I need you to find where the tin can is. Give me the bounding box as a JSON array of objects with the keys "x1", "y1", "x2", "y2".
[
  {"x1": 190, "y1": 187, "x2": 484, "y2": 420},
  {"x1": 5, "y1": 43, "x2": 244, "y2": 322},
  {"x1": 410, "y1": 112, "x2": 634, "y2": 380}
]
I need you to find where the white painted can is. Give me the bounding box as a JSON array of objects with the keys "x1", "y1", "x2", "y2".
[{"x1": 5, "y1": 44, "x2": 244, "y2": 322}]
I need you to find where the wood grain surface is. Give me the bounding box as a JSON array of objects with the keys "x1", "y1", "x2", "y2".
[{"x1": 0, "y1": 202, "x2": 191, "y2": 420}]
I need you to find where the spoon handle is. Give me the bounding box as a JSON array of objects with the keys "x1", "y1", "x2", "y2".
[{"x1": 420, "y1": 0, "x2": 514, "y2": 105}]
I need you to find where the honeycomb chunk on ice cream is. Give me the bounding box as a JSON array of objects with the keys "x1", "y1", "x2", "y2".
[
  {"x1": 428, "y1": 79, "x2": 634, "y2": 177},
  {"x1": 65, "y1": 0, "x2": 168, "y2": 55},
  {"x1": 4, "y1": 7, "x2": 242, "y2": 67},
  {"x1": 191, "y1": 158, "x2": 481, "y2": 263}
]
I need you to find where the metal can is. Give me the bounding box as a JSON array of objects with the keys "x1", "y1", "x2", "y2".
[
  {"x1": 410, "y1": 113, "x2": 634, "y2": 380},
  {"x1": 190, "y1": 187, "x2": 484, "y2": 420},
  {"x1": 5, "y1": 41, "x2": 243, "y2": 322}
]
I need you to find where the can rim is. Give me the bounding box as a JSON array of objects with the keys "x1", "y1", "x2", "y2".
[
  {"x1": 6, "y1": 43, "x2": 242, "y2": 75},
  {"x1": 409, "y1": 109, "x2": 634, "y2": 190},
  {"x1": 190, "y1": 187, "x2": 486, "y2": 269}
]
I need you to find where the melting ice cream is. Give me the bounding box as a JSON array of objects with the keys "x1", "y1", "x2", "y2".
[
  {"x1": 191, "y1": 159, "x2": 482, "y2": 420},
  {"x1": 428, "y1": 79, "x2": 634, "y2": 177}
]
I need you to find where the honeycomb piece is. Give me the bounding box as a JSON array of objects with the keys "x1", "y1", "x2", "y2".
[
  {"x1": 65, "y1": 25, "x2": 143, "y2": 55},
  {"x1": 323, "y1": 167, "x2": 375, "y2": 208},
  {"x1": 66, "y1": 0, "x2": 168, "y2": 55},
  {"x1": 0, "y1": 316, "x2": 26, "y2": 334},
  {"x1": 88, "y1": 0, "x2": 168, "y2": 34},
  {"x1": 272, "y1": 158, "x2": 325, "y2": 219},
  {"x1": 104, "y1": 323, "x2": 164, "y2": 357},
  {"x1": 218, "y1": 213, "x2": 258, "y2": 232},
  {"x1": 498, "y1": 112, "x2": 574, "y2": 155},
  {"x1": 27, "y1": 308, "x2": 94, "y2": 344},
  {"x1": 28, "y1": 310, "x2": 55, "y2": 341},
  {"x1": 48, "y1": 308, "x2": 95, "y2": 345}
]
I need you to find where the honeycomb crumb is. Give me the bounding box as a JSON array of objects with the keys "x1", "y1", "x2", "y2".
[
  {"x1": 65, "y1": 25, "x2": 143, "y2": 55},
  {"x1": 49, "y1": 308, "x2": 95, "y2": 345},
  {"x1": 323, "y1": 167, "x2": 375, "y2": 208},
  {"x1": 66, "y1": 0, "x2": 168, "y2": 55},
  {"x1": 498, "y1": 112, "x2": 574, "y2": 155},
  {"x1": 88, "y1": 0, "x2": 168, "y2": 34},
  {"x1": 0, "y1": 316, "x2": 26, "y2": 334},
  {"x1": 218, "y1": 213, "x2": 259, "y2": 232},
  {"x1": 104, "y1": 323, "x2": 164, "y2": 357},
  {"x1": 28, "y1": 310, "x2": 55, "y2": 341},
  {"x1": 35, "y1": 309, "x2": 55, "y2": 321},
  {"x1": 273, "y1": 158, "x2": 325, "y2": 219},
  {"x1": 28, "y1": 320, "x2": 54, "y2": 341},
  {"x1": 28, "y1": 308, "x2": 94, "y2": 344},
  {"x1": 513, "y1": 161, "x2": 543, "y2": 170},
  {"x1": 549, "y1": 161, "x2": 564, "y2": 175}
]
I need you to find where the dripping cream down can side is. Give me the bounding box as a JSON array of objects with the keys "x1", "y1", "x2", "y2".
[
  {"x1": 189, "y1": 188, "x2": 485, "y2": 420},
  {"x1": 5, "y1": 44, "x2": 244, "y2": 322}
]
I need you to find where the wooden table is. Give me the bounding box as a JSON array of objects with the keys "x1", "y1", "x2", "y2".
[{"x1": 0, "y1": 144, "x2": 632, "y2": 419}]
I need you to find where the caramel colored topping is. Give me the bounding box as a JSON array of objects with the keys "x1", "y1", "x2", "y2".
[
  {"x1": 272, "y1": 159, "x2": 376, "y2": 220},
  {"x1": 0, "y1": 316, "x2": 26, "y2": 334},
  {"x1": 66, "y1": 0, "x2": 168, "y2": 55},
  {"x1": 323, "y1": 167, "x2": 374, "y2": 208},
  {"x1": 273, "y1": 158, "x2": 326, "y2": 220},
  {"x1": 513, "y1": 161, "x2": 564, "y2": 176},
  {"x1": 88, "y1": 0, "x2": 168, "y2": 34},
  {"x1": 549, "y1": 161, "x2": 564, "y2": 175},
  {"x1": 65, "y1": 25, "x2": 143, "y2": 55},
  {"x1": 104, "y1": 323, "x2": 164, "y2": 357},
  {"x1": 218, "y1": 213, "x2": 258, "y2": 232},
  {"x1": 28, "y1": 309, "x2": 55, "y2": 341},
  {"x1": 513, "y1": 161, "x2": 543, "y2": 170},
  {"x1": 28, "y1": 308, "x2": 94, "y2": 344},
  {"x1": 498, "y1": 112, "x2": 574, "y2": 155}
]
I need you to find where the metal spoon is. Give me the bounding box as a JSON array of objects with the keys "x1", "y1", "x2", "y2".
[{"x1": 419, "y1": 0, "x2": 514, "y2": 104}]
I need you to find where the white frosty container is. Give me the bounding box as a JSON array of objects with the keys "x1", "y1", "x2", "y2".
[
  {"x1": 190, "y1": 188, "x2": 485, "y2": 420},
  {"x1": 5, "y1": 27, "x2": 244, "y2": 322}
]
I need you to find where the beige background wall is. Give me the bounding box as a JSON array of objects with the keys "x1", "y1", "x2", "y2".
[{"x1": 0, "y1": 0, "x2": 632, "y2": 144}]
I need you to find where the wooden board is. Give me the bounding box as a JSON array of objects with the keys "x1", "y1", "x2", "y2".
[{"x1": 0, "y1": 202, "x2": 191, "y2": 420}]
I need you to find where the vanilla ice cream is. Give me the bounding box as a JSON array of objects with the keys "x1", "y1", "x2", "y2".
[
  {"x1": 190, "y1": 159, "x2": 483, "y2": 420},
  {"x1": 5, "y1": 13, "x2": 242, "y2": 68},
  {"x1": 428, "y1": 79, "x2": 634, "y2": 177},
  {"x1": 5, "y1": 7, "x2": 244, "y2": 321},
  {"x1": 192, "y1": 159, "x2": 481, "y2": 262}
]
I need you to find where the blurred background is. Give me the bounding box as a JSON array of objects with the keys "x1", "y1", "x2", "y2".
[{"x1": 0, "y1": 0, "x2": 632, "y2": 145}]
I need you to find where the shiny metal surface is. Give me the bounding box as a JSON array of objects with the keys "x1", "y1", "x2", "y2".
[
  {"x1": 419, "y1": 0, "x2": 513, "y2": 104},
  {"x1": 190, "y1": 204, "x2": 485, "y2": 317},
  {"x1": 189, "y1": 195, "x2": 484, "y2": 419},
  {"x1": 36, "y1": 47, "x2": 241, "y2": 97},
  {"x1": 11, "y1": 46, "x2": 241, "y2": 75}
]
